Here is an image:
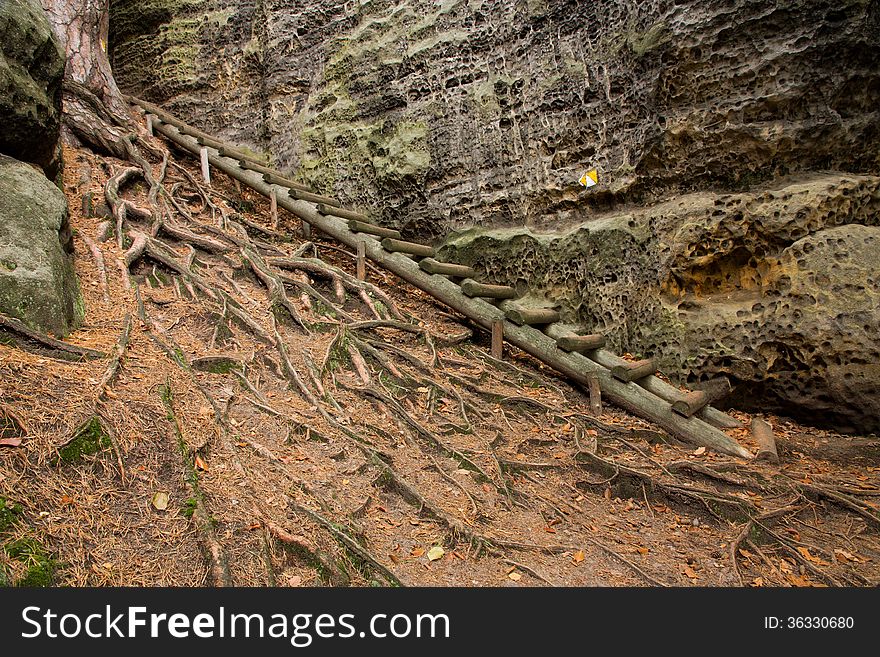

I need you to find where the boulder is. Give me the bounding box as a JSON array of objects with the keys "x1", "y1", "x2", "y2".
[
  {"x1": 0, "y1": 155, "x2": 83, "y2": 337},
  {"x1": 0, "y1": 0, "x2": 65, "y2": 177}
]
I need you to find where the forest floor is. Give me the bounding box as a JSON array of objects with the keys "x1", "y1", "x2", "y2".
[{"x1": 1, "y1": 141, "x2": 878, "y2": 588}]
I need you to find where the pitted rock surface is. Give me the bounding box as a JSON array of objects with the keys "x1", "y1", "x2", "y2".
[
  {"x1": 439, "y1": 174, "x2": 880, "y2": 432},
  {"x1": 110, "y1": 0, "x2": 880, "y2": 230}
]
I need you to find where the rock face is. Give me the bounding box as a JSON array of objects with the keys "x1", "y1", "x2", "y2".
[
  {"x1": 110, "y1": 0, "x2": 880, "y2": 231},
  {"x1": 439, "y1": 173, "x2": 880, "y2": 432},
  {"x1": 0, "y1": 155, "x2": 83, "y2": 337},
  {"x1": 108, "y1": 0, "x2": 880, "y2": 430},
  {"x1": 0, "y1": 0, "x2": 65, "y2": 178}
]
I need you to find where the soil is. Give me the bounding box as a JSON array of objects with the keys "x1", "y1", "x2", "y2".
[{"x1": 1, "y1": 141, "x2": 878, "y2": 588}]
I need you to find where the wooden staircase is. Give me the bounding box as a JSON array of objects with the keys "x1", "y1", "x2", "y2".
[{"x1": 129, "y1": 95, "x2": 752, "y2": 459}]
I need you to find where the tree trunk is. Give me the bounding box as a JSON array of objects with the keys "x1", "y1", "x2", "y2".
[{"x1": 41, "y1": 0, "x2": 135, "y2": 157}]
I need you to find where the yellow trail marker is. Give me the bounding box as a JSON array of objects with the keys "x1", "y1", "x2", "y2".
[{"x1": 579, "y1": 169, "x2": 598, "y2": 188}]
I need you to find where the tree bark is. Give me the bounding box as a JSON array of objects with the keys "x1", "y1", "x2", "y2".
[{"x1": 41, "y1": 0, "x2": 135, "y2": 157}]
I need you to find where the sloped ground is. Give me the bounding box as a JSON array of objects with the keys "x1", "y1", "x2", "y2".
[{"x1": 0, "y1": 142, "x2": 878, "y2": 588}]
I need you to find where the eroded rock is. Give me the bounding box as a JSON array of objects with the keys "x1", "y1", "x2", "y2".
[
  {"x1": 0, "y1": 155, "x2": 83, "y2": 337},
  {"x1": 439, "y1": 174, "x2": 880, "y2": 432}
]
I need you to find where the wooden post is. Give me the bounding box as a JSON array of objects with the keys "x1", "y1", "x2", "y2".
[
  {"x1": 356, "y1": 241, "x2": 366, "y2": 281},
  {"x1": 270, "y1": 189, "x2": 278, "y2": 230},
  {"x1": 491, "y1": 320, "x2": 504, "y2": 360},
  {"x1": 200, "y1": 147, "x2": 211, "y2": 184},
  {"x1": 587, "y1": 372, "x2": 602, "y2": 416},
  {"x1": 301, "y1": 220, "x2": 312, "y2": 239},
  {"x1": 751, "y1": 417, "x2": 779, "y2": 463},
  {"x1": 146, "y1": 114, "x2": 154, "y2": 136}
]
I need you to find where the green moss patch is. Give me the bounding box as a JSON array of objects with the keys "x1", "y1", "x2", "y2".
[
  {"x1": 4, "y1": 537, "x2": 57, "y2": 587},
  {"x1": 56, "y1": 416, "x2": 111, "y2": 464}
]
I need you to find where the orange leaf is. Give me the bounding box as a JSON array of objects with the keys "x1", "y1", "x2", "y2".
[
  {"x1": 636, "y1": 546, "x2": 650, "y2": 555},
  {"x1": 194, "y1": 455, "x2": 208, "y2": 471},
  {"x1": 572, "y1": 550, "x2": 585, "y2": 564},
  {"x1": 411, "y1": 547, "x2": 425, "y2": 558},
  {"x1": 683, "y1": 566, "x2": 698, "y2": 579}
]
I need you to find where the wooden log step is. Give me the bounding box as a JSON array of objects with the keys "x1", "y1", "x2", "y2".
[
  {"x1": 611, "y1": 358, "x2": 656, "y2": 382},
  {"x1": 232, "y1": 156, "x2": 304, "y2": 185},
  {"x1": 348, "y1": 219, "x2": 401, "y2": 240},
  {"x1": 460, "y1": 279, "x2": 517, "y2": 300},
  {"x1": 556, "y1": 333, "x2": 607, "y2": 352},
  {"x1": 380, "y1": 238, "x2": 434, "y2": 258},
  {"x1": 671, "y1": 378, "x2": 731, "y2": 418},
  {"x1": 752, "y1": 417, "x2": 779, "y2": 463},
  {"x1": 195, "y1": 134, "x2": 226, "y2": 151},
  {"x1": 287, "y1": 187, "x2": 343, "y2": 208},
  {"x1": 317, "y1": 204, "x2": 369, "y2": 222},
  {"x1": 498, "y1": 301, "x2": 560, "y2": 326},
  {"x1": 419, "y1": 258, "x2": 476, "y2": 278}
]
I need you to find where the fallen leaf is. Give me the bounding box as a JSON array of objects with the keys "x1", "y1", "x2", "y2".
[
  {"x1": 427, "y1": 546, "x2": 444, "y2": 561},
  {"x1": 683, "y1": 566, "x2": 698, "y2": 579},
  {"x1": 388, "y1": 554, "x2": 399, "y2": 564},
  {"x1": 692, "y1": 447, "x2": 706, "y2": 456},
  {"x1": 834, "y1": 548, "x2": 863, "y2": 563},
  {"x1": 636, "y1": 546, "x2": 650, "y2": 555},
  {"x1": 797, "y1": 546, "x2": 828, "y2": 565},
  {"x1": 411, "y1": 547, "x2": 425, "y2": 558},
  {"x1": 779, "y1": 558, "x2": 793, "y2": 573},
  {"x1": 572, "y1": 550, "x2": 585, "y2": 564},
  {"x1": 151, "y1": 491, "x2": 170, "y2": 511},
  {"x1": 288, "y1": 575, "x2": 302, "y2": 587},
  {"x1": 60, "y1": 495, "x2": 75, "y2": 506},
  {"x1": 604, "y1": 488, "x2": 612, "y2": 501},
  {"x1": 751, "y1": 577, "x2": 764, "y2": 587},
  {"x1": 0, "y1": 437, "x2": 22, "y2": 448},
  {"x1": 508, "y1": 571, "x2": 522, "y2": 581},
  {"x1": 246, "y1": 522, "x2": 261, "y2": 531},
  {"x1": 194, "y1": 455, "x2": 208, "y2": 471},
  {"x1": 787, "y1": 573, "x2": 813, "y2": 587}
]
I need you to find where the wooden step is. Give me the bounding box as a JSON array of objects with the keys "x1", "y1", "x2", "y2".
[
  {"x1": 260, "y1": 172, "x2": 314, "y2": 194},
  {"x1": 460, "y1": 279, "x2": 517, "y2": 300},
  {"x1": 317, "y1": 204, "x2": 369, "y2": 222},
  {"x1": 348, "y1": 219, "x2": 401, "y2": 240},
  {"x1": 287, "y1": 187, "x2": 343, "y2": 208},
  {"x1": 419, "y1": 258, "x2": 476, "y2": 278},
  {"x1": 498, "y1": 300, "x2": 560, "y2": 326},
  {"x1": 556, "y1": 333, "x2": 607, "y2": 352},
  {"x1": 671, "y1": 378, "x2": 731, "y2": 418},
  {"x1": 611, "y1": 358, "x2": 656, "y2": 382},
  {"x1": 380, "y1": 238, "x2": 435, "y2": 258}
]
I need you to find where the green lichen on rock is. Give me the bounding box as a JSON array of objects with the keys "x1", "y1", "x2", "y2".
[
  {"x1": 0, "y1": 155, "x2": 84, "y2": 337},
  {"x1": 299, "y1": 119, "x2": 430, "y2": 192},
  {"x1": 56, "y1": 417, "x2": 111, "y2": 465}
]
